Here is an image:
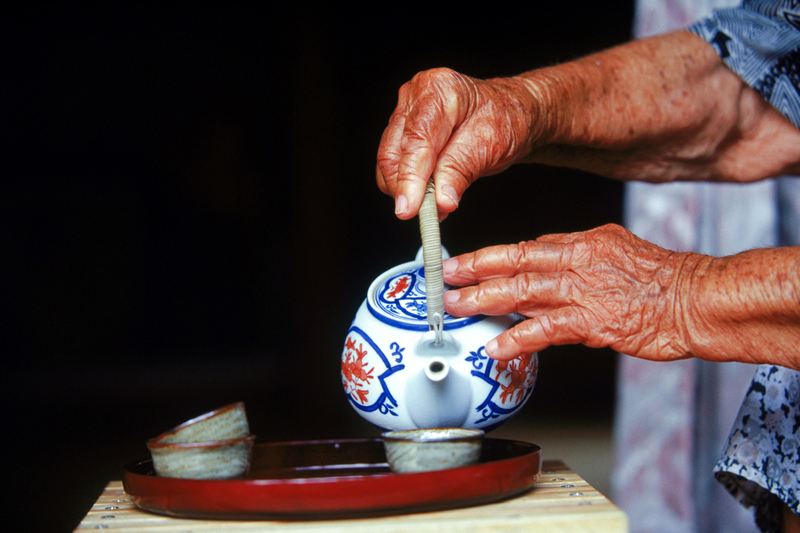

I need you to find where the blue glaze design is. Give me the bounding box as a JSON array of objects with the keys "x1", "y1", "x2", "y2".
[
  {"x1": 368, "y1": 266, "x2": 482, "y2": 331},
  {"x1": 473, "y1": 388, "x2": 534, "y2": 425},
  {"x1": 390, "y1": 342, "x2": 404, "y2": 363},
  {"x1": 466, "y1": 347, "x2": 488, "y2": 370}
]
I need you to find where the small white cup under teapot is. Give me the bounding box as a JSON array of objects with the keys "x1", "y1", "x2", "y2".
[{"x1": 341, "y1": 247, "x2": 538, "y2": 432}]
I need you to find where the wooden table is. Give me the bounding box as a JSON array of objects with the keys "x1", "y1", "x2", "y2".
[{"x1": 74, "y1": 460, "x2": 628, "y2": 532}]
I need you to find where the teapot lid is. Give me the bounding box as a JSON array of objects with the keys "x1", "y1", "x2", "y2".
[{"x1": 367, "y1": 262, "x2": 483, "y2": 331}]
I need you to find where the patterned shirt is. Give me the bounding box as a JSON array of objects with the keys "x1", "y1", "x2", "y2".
[
  {"x1": 689, "y1": 3, "x2": 800, "y2": 532},
  {"x1": 690, "y1": 0, "x2": 800, "y2": 127}
]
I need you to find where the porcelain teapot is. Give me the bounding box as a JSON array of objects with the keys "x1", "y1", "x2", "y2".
[{"x1": 341, "y1": 247, "x2": 538, "y2": 432}]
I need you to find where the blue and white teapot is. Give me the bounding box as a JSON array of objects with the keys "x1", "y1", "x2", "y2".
[{"x1": 341, "y1": 245, "x2": 538, "y2": 432}]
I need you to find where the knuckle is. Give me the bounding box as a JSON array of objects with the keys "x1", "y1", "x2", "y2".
[
  {"x1": 507, "y1": 327, "x2": 526, "y2": 349},
  {"x1": 534, "y1": 315, "x2": 556, "y2": 342},
  {"x1": 513, "y1": 275, "x2": 533, "y2": 312},
  {"x1": 531, "y1": 315, "x2": 571, "y2": 344},
  {"x1": 396, "y1": 154, "x2": 432, "y2": 184},
  {"x1": 515, "y1": 241, "x2": 536, "y2": 263},
  {"x1": 598, "y1": 222, "x2": 624, "y2": 233},
  {"x1": 462, "y1": 253, "x2": 478, "y2": 278},
  {"x1": 436, "y1": 150, "x2": 475, "y2": 185},
  {"x1": 375, "y1": 165, "x2": 389, "y2": 191},
  {"x1": 376, "y1": 152, "x2": 395, "y2": 170},
  {"x1": 576, "y1": 308, "x2": 602, "y2": 345},
  {"x1": 592, "y1": 223, "x2": 629, "y2": 245},
  {"x1": 400, "y1": 128, "x2": 431, "y2": 149},
  {"x1": 410, "y1": 68, "x2": 459, "y2": 96},
  {"x1": 557, "y1": 272, "x2": 581, "y2": 302},
  {"x1": 473, "y1": 282, "x2": 499, "y2": 314}
]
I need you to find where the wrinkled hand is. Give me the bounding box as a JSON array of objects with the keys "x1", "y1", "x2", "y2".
[
  {"x1": 376, "y1": 68, "x2": 542, "y2": 220},
  {"x1": 443, "y1": 224, "x2": 699, "y2": 361}
]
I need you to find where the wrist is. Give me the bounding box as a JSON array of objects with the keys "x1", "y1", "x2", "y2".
[
  {"x1": 661, "y1": 251, "x2": 709, "y2": 360},
  {"x1": 513, "y1": 68, "x2": 570, "y2": 149},
  {"x1": 674, "y1": 253, "x2": 719, "y2": 360},
  {"x1": 486, "y1": 73, "x2": 560, "y2": 160},
  {"x1": 681, "y1": 248, "x2": 800, "y2": 366}
]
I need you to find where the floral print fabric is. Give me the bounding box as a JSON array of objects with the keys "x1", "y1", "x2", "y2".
[{"x1": 715, "y1": 366, "x2": 800, "y2": 532}]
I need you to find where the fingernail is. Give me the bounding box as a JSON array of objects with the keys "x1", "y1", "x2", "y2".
[
  {"x1": 444, "y1": 290, "x2": 460, "y2": 304},
  {"x1": 442, "y1": 185, "x2": 459, "y2": 207},
  {"x1": 395, "y1": 194, "x2": 408, "y2": 216},
  {"x1": 485, "y1": 338, "x2": 499, "y2": 357},
  {"x1": 442, "y1": 257, "x2": 457, "y2": 276}
]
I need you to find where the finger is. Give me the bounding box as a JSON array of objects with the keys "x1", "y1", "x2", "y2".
[
  {"x1": 376, "y1": 100, "x2": 410, "y2": 199},
  {"x1": 444, "y1": 272, "x2": 571, "y2": 317},
  {"x1": 442, "y1": 241, "x2": 574, "y2": 286},
  {"x1": 442, "y1": 245, "x2": 525, "y2": 286},
  {"x1": 430, "y1": 140, "x2": 485, "y2": 220},
  {"x1": 393, "y1": 71, "x2": 468, "y2": 219},
  {"x1": 436, "y1": 179, "x2": 462, "y2": 218},
  {"x1": 394, "y1": 135, "x2": 438, "y2": 219},
  {"x1": 431, "y1": 142, "x2": 477, "y2": 216},
  {"x1": 485, "y1": 307, "x2": 593, "y2": 360},
  {"x1": 432, "y1": 115, "x2": 515, "y2": 216},
  {"x1": 394, "y1": 124, "x2": 456, "y2": 220}
]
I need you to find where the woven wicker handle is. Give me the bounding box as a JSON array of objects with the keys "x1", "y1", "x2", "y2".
[{"x1": 418, "y1": 179, "x2": 444, "y2": 344}]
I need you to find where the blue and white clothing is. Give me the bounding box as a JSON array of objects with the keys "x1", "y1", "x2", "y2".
[
  {"x1": 690, "y1": 3, "x2": 800, "y2": 532},
  {"x1": 690, "y1": 0, "x2": 800, "y2": 128}
]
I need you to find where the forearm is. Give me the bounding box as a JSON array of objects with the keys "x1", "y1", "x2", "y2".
[
  {"x1": 516, "y1": 30, "x2": 800, "y2": 182},
  {"x1": 680, "y1": 246, "x2": 800, "y2": 369}
]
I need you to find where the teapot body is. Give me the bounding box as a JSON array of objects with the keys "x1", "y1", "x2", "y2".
[{"x1": 341, "y1": 260, "x2": 538, "y2": 432}]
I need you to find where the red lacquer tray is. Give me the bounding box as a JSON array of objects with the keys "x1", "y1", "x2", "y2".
[{"x1": 123, "y1": 437, "x2": 542, "y2": 519}]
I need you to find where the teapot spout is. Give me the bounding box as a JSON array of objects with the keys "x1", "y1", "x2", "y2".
[
  {"x1": 425, "y1": 357, "x2": 449, "y2": 382},
  {"x1": 404, "y1": 332, "x2": 473, "y2": 429},
  {"x1": 405, "y1": 361, "x2": 472, "y2": 428}
]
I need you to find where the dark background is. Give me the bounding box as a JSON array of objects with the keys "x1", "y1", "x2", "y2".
[{"x1": 6, "y1": 4, "x2": 633, "y2": 531}]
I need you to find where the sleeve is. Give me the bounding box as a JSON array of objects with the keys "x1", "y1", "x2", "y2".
[
  {"x1": 681, "y1": 5, "x2": 800, "y2": 531},
  {"x1": 688, "y1": 0, "x2": 800, "y2": 128}
]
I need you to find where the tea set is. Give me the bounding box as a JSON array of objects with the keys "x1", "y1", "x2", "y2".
[
  {"x1": 341, "y1": 179, "x2": 538, "y2": 433},
  {"x1": 341, "y1": 246, "x2": 538, "y2": 432},
  {"x1": 146, "y1": 180, "x2": 539, "y2": 479}
]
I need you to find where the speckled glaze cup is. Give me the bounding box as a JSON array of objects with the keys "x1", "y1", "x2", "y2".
[
  {"x1": 147, "y1": 402, "x2": 254, "y2": 479},
  {"x1": 151, "y1": 402, "x2": 249, "y2": 444},
  {"x1": 381, "y1": 428, "x2": 484, "y2": 474},
  {"x1": 147, "y1": 435, "x2": 255, "y2": 479}
]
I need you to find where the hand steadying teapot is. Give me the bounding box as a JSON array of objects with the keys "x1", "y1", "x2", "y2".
[{"x1": 341, "y1": 181, "x2": 538, "y2": 432}]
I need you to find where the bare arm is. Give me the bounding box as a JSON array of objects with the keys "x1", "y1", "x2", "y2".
[
  {"x1": 377, "y1": 30, "x2": 800, "y2": 219},
  {"x1": 442, "y1": 224, "x2": 800, "y2": 369},
  {"x1": 521, "y1": 30, "x2": 800, "y2": 183}
]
